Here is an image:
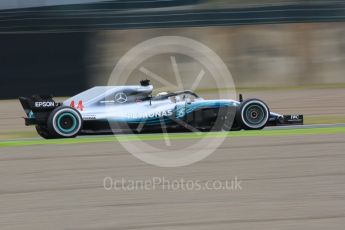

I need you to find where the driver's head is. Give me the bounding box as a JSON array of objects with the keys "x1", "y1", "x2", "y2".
[{"x1": 170, "y1": 96, "x2": 176, "y2": 103}]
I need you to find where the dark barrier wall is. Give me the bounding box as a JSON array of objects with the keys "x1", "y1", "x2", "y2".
[
  {"x1": 1, "y1": 1, "x2": 344, "y2": 99},
  {"x1": 0, "y1": 33, "x2": 89, "y2": 99},
  {"x1": 1, "y1": 2, "x2": 344, "y2": 33}
]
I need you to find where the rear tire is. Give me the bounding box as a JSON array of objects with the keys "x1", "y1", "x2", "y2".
[
  {"x1": 47, "y1": 106, "x2": 83, "y2": 138},
  {"x1": 236, "y1": 99, "x2": 270, "y2": 130},
  {"x1": 35, "y1": 125, "x2": 56, "y2": 139}
]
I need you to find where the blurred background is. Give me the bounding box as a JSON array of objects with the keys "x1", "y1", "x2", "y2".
[
  {"x1": 2, "y1": 3, "x2": 345, "y2": 229},
  {"x1": 1, "y1": 0, "x2": 345, "y2": 98}
]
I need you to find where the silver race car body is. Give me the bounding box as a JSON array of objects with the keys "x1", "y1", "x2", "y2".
[{"x1": 19, "y1": 80, "x2": 303, "y2": 139}]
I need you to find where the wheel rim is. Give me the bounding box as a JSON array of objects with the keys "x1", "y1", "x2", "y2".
[
  {"x1": 241, "y1": 101, "x2": 269, "y2": 129},
  {"x1": 244, "y1": 104, "x2": 265, "y2": 125},
  {"x1": 56, "y1": 112, "x2": 78, "y2": 134}
]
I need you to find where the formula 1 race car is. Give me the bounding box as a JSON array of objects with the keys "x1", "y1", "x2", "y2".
[{"x1": 19, "y1": 80, "x2": 303, "y2": 139}]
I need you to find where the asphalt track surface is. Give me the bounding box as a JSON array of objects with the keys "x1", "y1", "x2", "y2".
[
  {"x1": 1, "y1": 132, "x2": 345, "y2": 229},
  {"x1": 1, "y1": 1, "x2": 345, "y2": 33}
]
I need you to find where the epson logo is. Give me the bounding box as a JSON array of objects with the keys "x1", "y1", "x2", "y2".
[{"x1": 35, "y1": 101, "x2": 55, "y2": 107}]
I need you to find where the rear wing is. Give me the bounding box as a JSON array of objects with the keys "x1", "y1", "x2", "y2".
[
  {"x1": 19, "y1": 95, "x2": 60, "y2": 115},
  {"x1": 19, "y1": 95, "x2": 61, "y2": 125}
]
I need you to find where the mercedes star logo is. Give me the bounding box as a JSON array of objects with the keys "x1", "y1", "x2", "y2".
[{"x1": 115, "y1": 92, "x2": 127, "y2": 104}]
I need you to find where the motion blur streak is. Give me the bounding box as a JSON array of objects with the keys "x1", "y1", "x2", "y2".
[{"x1": 1, "y1": 1, "x2": 345, "y2": 229}]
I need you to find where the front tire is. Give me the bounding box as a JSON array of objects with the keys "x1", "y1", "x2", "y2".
[
  {"x1": 236, "y1": 99, "x2": 270, "y2": 130},
  {"x1": 47, "y1": 106, "x2": 83, "y2": 138}
]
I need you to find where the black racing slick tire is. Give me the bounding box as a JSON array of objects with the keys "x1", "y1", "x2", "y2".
[
  {"x1": 47, "y1": 106, "x2": 83, "y2": 138},
  {"x1": 35, "y1": 125, "x2": 56, "y2": 139},
  {"x1": 236, "y1": 99, "x2": 270, "y2": 130}
]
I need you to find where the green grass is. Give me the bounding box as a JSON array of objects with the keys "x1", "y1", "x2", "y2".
[{"x1": 0, "y1": 126, "x2": 344, "y2": 148}]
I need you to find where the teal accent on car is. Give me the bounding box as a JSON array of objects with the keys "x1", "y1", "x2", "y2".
[
  {"x1": 108, "y1": 100, "x2": 236, "y2": 125},
  {"x1": 57, "y1": 112, "x2": 78, "y2": 133},
  {"x1": 28, "y1": 111, "x2": 35, "y2": 118}
]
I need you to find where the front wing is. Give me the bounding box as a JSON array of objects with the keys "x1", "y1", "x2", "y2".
[{"x1": 267, "y1": 114, "x2": 304, "y2": 126}]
